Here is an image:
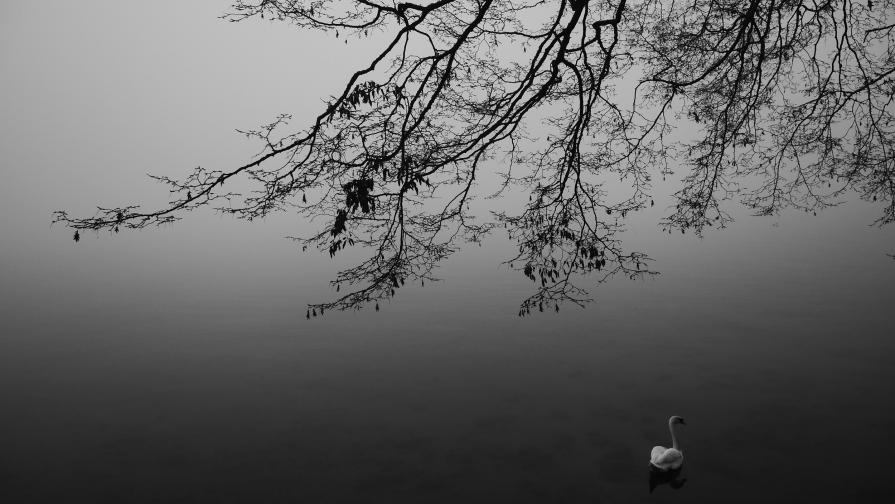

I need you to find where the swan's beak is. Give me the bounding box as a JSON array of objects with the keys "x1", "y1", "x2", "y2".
[{"x1": 679, "y1": 418, "x2": 687, "y2": 425}]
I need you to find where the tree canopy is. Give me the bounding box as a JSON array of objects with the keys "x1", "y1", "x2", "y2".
[{"x1": 54, "y1": 0, "x2": 895, "y2": 314}]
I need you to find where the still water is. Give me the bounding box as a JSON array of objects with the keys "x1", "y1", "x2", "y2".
[{"x1": 1, "y1": 206, "x2": 893, "y2": 503}]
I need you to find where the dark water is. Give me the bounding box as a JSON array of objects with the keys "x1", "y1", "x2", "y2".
[{"x1": 1, "y1": 206, "x2": 893, "y2": 503}]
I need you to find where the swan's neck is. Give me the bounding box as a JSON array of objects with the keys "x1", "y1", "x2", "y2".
[{"x1": 668, "y1": 420, "x2": 680, "y2": 450}]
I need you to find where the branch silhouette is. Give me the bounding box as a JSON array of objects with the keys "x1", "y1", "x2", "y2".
[{"x1": 54, "y1": 0, "x2": 895, "y2": 314}]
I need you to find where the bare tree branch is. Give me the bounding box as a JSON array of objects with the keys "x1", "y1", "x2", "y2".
[{"x1": 54, "y1": 0, "x2": 895, "y2": 314}]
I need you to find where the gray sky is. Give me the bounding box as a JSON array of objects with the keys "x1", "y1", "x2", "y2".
[
  {"x1": 1, "y1": 1, "x2": 375, "y2": 291},
  {"x1": 1, "y1": 0, "x2": 892, "y2": 312}
]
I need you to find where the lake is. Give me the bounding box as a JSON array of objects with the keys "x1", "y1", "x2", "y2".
[{"x1": 2, "y1": 200, "x2": 892, "y2": 503}]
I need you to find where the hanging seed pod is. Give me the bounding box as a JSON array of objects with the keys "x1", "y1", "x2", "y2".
[
  {"x1": 306, "y1": 310, "x2": 310, "y2": 320},
  {"x1": 375, "y1": 302, "x2": 380, "y2": 311},
  {"x1": 302, "y1": 193, "x2": 307, "y2": 203},
  {"x1": 73, "y1": 231, "x2": 80, "y2": 242},
  {"x1": 312, "y1": 308, "x2": 317, "y2": 317}
]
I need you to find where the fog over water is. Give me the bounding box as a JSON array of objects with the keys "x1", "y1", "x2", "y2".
[{"x1": 2, "y1": 2, "x2": 894, "y2": 502}]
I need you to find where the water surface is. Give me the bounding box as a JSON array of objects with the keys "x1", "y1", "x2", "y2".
[{"x1": 2, "y1": 205, "x2": 892, "y2": 503}]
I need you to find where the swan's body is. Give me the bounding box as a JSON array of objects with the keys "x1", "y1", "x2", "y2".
[
  {"x1": 649, "y1": 416, "x2": 685, "y2": 471},
  {"x1": 649, "y1": 446, "x2": 683, "y2": 471}
]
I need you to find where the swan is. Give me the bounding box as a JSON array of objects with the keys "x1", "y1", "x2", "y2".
[{"x1": 649, "y1": 415, "x2": 686, "y2": 471}]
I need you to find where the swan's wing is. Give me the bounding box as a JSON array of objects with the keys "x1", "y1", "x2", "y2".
[
  {"x1": 652, "y1": 448, "x2": 683, "y2": 468},
  {"x1": 650, "y1": 446, "x2": 667, "y2": 464}
]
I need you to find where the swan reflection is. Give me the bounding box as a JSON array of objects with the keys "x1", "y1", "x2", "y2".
[{"x1": 648, "y1": 466, "x2": 687, "y2": 494}]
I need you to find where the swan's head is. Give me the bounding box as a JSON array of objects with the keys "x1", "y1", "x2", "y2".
[{"x1": 670, "y1": 415, "x2": 687, "y2": 425}]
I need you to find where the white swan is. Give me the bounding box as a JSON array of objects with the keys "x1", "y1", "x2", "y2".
[{"x1": 649, "y1": 416, "x2": 686, "y2": 471}]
